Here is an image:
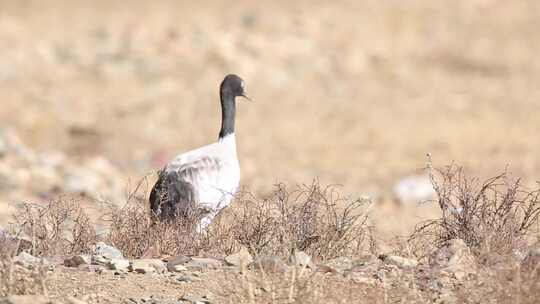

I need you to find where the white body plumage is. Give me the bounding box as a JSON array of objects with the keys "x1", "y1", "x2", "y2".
[
  {"x1": 149, "y1": 74, "x2": 249, "y2": 231},
  {"x1": 164, "y1": 134, "x2": 240, "y2": 221}
]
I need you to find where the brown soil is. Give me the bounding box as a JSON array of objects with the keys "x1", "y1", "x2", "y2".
[{"x1": 1, "y1": 0, "x2": 540, "y2": 302}]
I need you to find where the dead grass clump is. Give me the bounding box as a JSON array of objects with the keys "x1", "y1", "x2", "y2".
[
  {"x1": 105, "y1": 198, "x2": 153, "y2": 258},
  {"x1": 228, "y1": 181, "x2": 373, "y2": 261},
  {"x1": 212, "y1": 263, "x2": 441, "y2": 304},
  {"x1": 11, "y1": 198, "x2": 97, "y2": 256},
  {"x1": 105, "y1": 176, "x2": 216, "y2": 258},
  {"x1": 0, "y1": 258, "x2": 48, "y2": 297},
  {"x1": 454, "y1": 264, "x2": 540, "y2": 304},
  {"x1": 0, "y1": 237, "x2": 47, "y2": 297},
  {"x1": 107, "y1": 179, "x2": 373, "y2": 260},
  {"x1": 106, "y1": 198, "x2": 209, "y2": 258},
  {"x1": 0, "y1": 231, "x2": 20, "y2": 259},
  {"x1": 410, "y1": 164, "x2": 540, "y2": 259},
  {"x1": 212, "y1": 266, "x2": 377, "y2": 304}
]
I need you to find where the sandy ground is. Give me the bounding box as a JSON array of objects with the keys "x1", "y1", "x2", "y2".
[{"x1": 0, "y1": 0, "x2": 539, "y2": 241}]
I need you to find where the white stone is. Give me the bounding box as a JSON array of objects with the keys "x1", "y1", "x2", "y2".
[
  {"x1": 185, "y1": 257, "x2": 222, "y2": 270},
  {"x1": 383, "y1": 255, "x2": 418, "y2": 269},
  {"x1": 225, "y1": 247, "x2": 253, "y2": 266},
  {"x1": 393, "y1": 174, "x2": 435, "y2": 204},
  {"x1": 289, "y1": 250, "x2": 315, "y2": 269},
  {"x1": 171, "y1": 264, "x2": 188, "y2": 272},
  {"x1": 13, "y1": 252, "x2": 46, "y2": 268},
  {"x1": 92, "y1": 242, "x2": 123, "y2": 259},
  {"x1": 130, "y1": 259, "x2": 167, "y2": 274},
  {"x1": 430, "y1": 239, "x2": 476, "y2": 280},
  {"x1": 107, "y1": 258, "x2": 130, "y2": 272}
]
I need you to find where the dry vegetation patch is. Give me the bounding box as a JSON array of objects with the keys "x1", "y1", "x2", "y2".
[
  {"x1": 224, "y1": 182, "x2": 373, "y2": 260},
  {"x1": 2, "y1": 167, "x2": 540, "y2": 303},
  {"x1": 409, "y1": 164, "x2": 540, "y2": 261},
  {"x1": 9, "y1": 198, "x2": 97, "y2": 257},
  {"x1": 0, "y1": 236, "x2": 48, "y2": 297},
  {"x1": 106, "y1": 181, "x2": 373, "y2": 260},
  {"x1": 0, "y1": 259, "x2": 48, "y2": 297},
  {"x1": 211, "y1": 267, "x2": 380, "y2": 304}
]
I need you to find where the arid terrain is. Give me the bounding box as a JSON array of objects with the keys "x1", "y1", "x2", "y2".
[{"x1": 1, "y1": 0, "x2": 540, "y2": 303}]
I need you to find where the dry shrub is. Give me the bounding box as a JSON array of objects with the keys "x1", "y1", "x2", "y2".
[
  {"x1": 228, "y1": 181, "x2": 373, "y2": 260},
  {"x1": 107, "y1": 179, "x2": 373, "y2": 260},
  {"x1": 105, "y1": 198, "x2": 154, "y2": 258},
  {"x1": 212, "y1": 266, "x2": 373, "y2": 304},
  {"x1": 0, "y1": 259, "x2": 48, "y2": 297},
  {"x1": 105, "y1": 176, "x2": 220, "y2": 258},
  {"x1": 211, "y1": 264, "x2": 437, "y2": 304},
  {"x1": 11, "y1": 198, "x2": 97, "y2": 256},
  {"x1": 410, "y1": 164, "x2": 540, "y2": 259},
  {"x1": 387, "y1": 236, "x2": 428, "y2": 260},
  {"x1": 214, "y1": 264, "x2": 319, "y2": 303},
  {"x1": 0, "y1": 231, "x2": 20, "y2": 259},
  {"x1": 105, "y1": 197, "x2": 212, "y2": 258},
  {"x1": 453, "y1": 263, "x2": 540, "y2": 304},
  {"x1": 0, "y1": 237, "x2": 47, "y2": 296}
]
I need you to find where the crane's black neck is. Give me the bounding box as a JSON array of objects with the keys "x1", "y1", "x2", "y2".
[{"x1": 218, "y1": 88, "x2": 236, "y2": 140}]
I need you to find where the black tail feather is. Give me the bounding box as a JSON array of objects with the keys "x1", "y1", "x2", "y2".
[{"x1": 149, "y1": 170, "x2": 198, "y2": 221}]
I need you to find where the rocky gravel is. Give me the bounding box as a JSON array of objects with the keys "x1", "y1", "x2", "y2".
[
  {"x1": 3, "y1": 239, "x2": 540, "y2": 303},
  {"x1": 63, "y1": 256, "x2": 91, "y2": 268},
  {"x1": 223, "y1": 247, "x2": 252, "y2": 267},
  {"x1": 1, "y1": 1, "x2": 539, "y2": 303},
  {"x1": 0, "y1": 128, "x2": 126, "y2": 214},
  {"x1": 13, "y1": 252, "x2": 49, "y2": 269}
]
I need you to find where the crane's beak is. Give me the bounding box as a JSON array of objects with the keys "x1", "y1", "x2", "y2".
[{"x1": 240, "y1": 93, "x2": 253, "y2": 101}]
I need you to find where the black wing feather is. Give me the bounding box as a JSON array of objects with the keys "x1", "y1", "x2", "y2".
[
  {"x1": 149, "y1": 156, "x2": 222, "y2": 221},
  {"x1": 149, "y1": 170, "x2": 197, "y2": 220}
]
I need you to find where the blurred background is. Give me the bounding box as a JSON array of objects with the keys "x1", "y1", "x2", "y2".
[{"x1": 0, "y1": 0, "x2": 539, "y2": 241}]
